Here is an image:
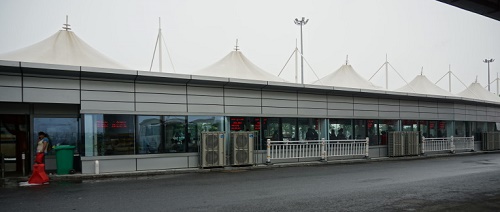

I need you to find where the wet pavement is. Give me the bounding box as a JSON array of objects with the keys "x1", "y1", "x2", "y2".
[{"x1": 2, "y1": 153, "x2": 500, "y2": 211}]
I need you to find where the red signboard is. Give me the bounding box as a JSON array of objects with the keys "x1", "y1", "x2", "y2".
[{"x1": 97, "y1": 120, "x2": 128, "y2": 129}]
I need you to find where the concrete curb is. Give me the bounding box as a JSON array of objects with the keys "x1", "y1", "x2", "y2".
[{"x1": 3, "y1": 150, "x2": 500, "y2": 184}]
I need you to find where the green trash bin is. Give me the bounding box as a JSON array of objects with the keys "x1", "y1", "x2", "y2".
[{"x1": 55, "y1": 145, "x2": 75, "y2": 175}]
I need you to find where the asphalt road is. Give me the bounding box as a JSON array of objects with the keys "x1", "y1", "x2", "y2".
[{"x1": 2, "y1": 154, "x2": 500, "y2": 212}]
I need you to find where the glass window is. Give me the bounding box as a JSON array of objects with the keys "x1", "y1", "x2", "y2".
[
  {"x1": 282, "y1": 118, "x2": 297, "y2": 141},
  {"x1": 298, "y1": 118, "x2": 320, "y2": 141},
  {"x1": 34, "y1": 118, "x2": 79, "y2": 155},
  {"x1": 84, "y1": 114, "x2": 135, "y2": 156},
  {"x1": 436, "y1": 120, "x2": 452, "y2": 137},
  {"x1": 367, "y1": 120, "x2": 379, "y2": 145},
  {"x1": 230, "y1": 117, "x2": 261, "y2": 149},
  {"x1": 262, "y1": 117, "x2": 279, "y2": 142},
  {"x1": 329, "y1": 119, "x2": 352, "y2": 140},
  {"x1": 137, "y1": 116, "x2": 161, "y2": 154},
  {"x1": 354, "y1": 119, "x2": 366, "y2": 140},
  {"x1": 188, "y1": 116, "x2": 224, "y2": 153},
  {"x1": 164, "y1": 116, "x2": 187, "y2": 153},
  {"x1": 454, "y1": 121, "x2": 466, "y2": 137},
  {"x1": 402, "y1": 120, "x2": 418, "y2": 131},
  {"x1": 379, "y1": 120, "x2": 399, "y2": 145}
]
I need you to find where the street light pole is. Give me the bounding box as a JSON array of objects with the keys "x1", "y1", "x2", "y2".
[
  {"x1": 294, "y1": 17, "x2": 309, "y2": 84},
  {"x1": 484, "y1": 59, "x2": 495, "y2": 91}
]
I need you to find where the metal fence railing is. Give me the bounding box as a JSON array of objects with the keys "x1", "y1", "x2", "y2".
[
  {"x1": 421, "y1": 136, "x2": 474, "y2": 154},
  {"x1": 266, "y1": 138, "x2": 369, "y2": 163}
]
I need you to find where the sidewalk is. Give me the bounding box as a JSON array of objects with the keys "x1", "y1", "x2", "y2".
[{"x1": 2, "y1": 150, "x2": 498, "y2": 184}]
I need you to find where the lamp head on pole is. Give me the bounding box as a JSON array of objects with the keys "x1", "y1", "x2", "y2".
[
  {"x1": 484, "y1": 59, "x2": 495, "y2": 63},
  {"x1": 294, "y1": 17, "x2": 309, "y2": 26}
]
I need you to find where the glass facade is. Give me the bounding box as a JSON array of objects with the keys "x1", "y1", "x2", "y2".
[
  {"x1": 84, "y1": 114, "x2": 135, "y2": 156},
  {"x1": 81, "y1": 113, "x2": 499, "y2": 155},
  {"x1": 33, "y1": 118, "x2": 79, "y2": 155}
]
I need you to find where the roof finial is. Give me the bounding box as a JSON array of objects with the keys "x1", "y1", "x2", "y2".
[
  {"x1": 62, "y1": 15, "x2": 71, "y2": 31},
  {"x1": 346, "y1": 55, "x2": 349, "y2": 65},
  {"x1": 475, "y1": 75, "x2": 478, "y2": 83},
  {"x1": 385, "y1": 54, "x2": 388, "y2": 63},
  {"x1": 234, "y1": 39, "x2": 239, "y2": 51},
  {"x1": 421, "y1": 67, "x2": 423, "y2": 75}
]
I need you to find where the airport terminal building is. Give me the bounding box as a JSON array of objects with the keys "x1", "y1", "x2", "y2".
[{"x1": 1, "y1": 28, "x2": 500, "y2": 176}]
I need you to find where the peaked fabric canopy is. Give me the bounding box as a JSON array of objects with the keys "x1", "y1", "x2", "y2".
[
  {"x1": 311, "y1": 64, "x2": 382, "y2": 90},
  {"x1": 458, "y1": 82, "x2": 500, "y2": 102},
  {"x1": 193, "y1": 51, "x2": 285, "y2": 82},
  {"x1": 0, "y1": 30, "x2": 125, "y2": 69},
  {"x1": 395, "y1": 75, "x2": 455, "y2": 96}
]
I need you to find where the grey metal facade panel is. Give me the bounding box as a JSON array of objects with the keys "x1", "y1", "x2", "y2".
[
  {"x1": 298, "y1": 108, "x2": 327, "y2": 116},
  {"x1": 353, "y1": 103, "x2": 378, "y2": 111},
  {"x1": 187, "y1": 86, "x2": 223, "y2": 96},
  {"x1": 379, "y1": 111, "x2": 399, "y2": 119},
  {"x1": 0, "y1": 87, "x2": 22, "y2": 102},
  {"x1": 438, "y1": 107, "x2": 455, "y2": 114},
  {"x1": 438, "y1": 113, "x2": 454, "y2": 120},
  {"x1": 187, "y1": 95, "x2": 223, "y2": 105},
  {"x1": 97, "y1": 158, "x2": 137, "y2": 173},
  {"x1": 262, "y1": 91, "x2": 297, "y2": 100},
  {"x1": 466, "y1": 108, "x2": 477, "y2": 116},
  {"x1": 419, "y1": 113, "x2": 439, "y2": 120},
  {"x1": 419, "y1": 101, "x2": 437, "y2": 107},
  {"x1": 225, "y1": 88, "x2": 261, "y2": 98},
  {"x1": 224, "y1": 106, "x2": 262, "y2": 115},
  {"x1": 400, "y1": 112, "x2": 420, "y2": 119},
  {"x1": 224, "y1": 97, "x2": 261, "y2": 106},
  {"x1": 354, "y1": 110, "x2": 378, "y2": 118},
  {"x1": 81, "y1": 80, "x2": 134, "y2": 92},
  {"x1": 298, "y1": 93, "x2": 327, "y2": 102},
  {"x1": 400, "y1": 100, "x2": 418, "y2": 107},
  {"x1": 262, "y1": 99, "x2": 297, "y2": 107},
  {"x1": 188, "y1": 104, "x2": 224, "y2": 113},
  {"x1": 33, "y1": 103, "x2": 79, "y2": 115},
  {"x1": 465, "y1": 115, "x2": 477, "y2": 121},
  {"x1": 328, "y1": 109, "x2": 354, "y2": 117},
  {"x1": 135, "y1": 83, "x2": 187, "y2": 95},
  {"x1": 454, "y1": 114, "x2": 466, "y2": 121},
  {"x1": 298, "y1": 100, "x2": 327, "y2": 109},
  {"x1": 454, "y1": 104, "x2": 467, "y2": 109},
  {"x1": 24, "y1": 77, "x2": 79, "y2": 90},
  {"x1": 137, "y1": 157, "x2": 188, "y2": 170},
  {"x1": 378, "y1": 98, "x2": 399, "y2": 106},
  {"x1": 419, "y1": 107, "x2": 438, "y2": 113},
  {"x1": 23, "y1": 88, "x2": 80, "y2": 104},
  {"x1": 262, "y1": 107, "x2": 298, "y2": 115},
  {"x1": 353, "y1": 97, "x2": 378, "y2": 105},
  {"x1": 327, "y1": 95, "x2": 353, "y2": 103},
  {"x1": 81, "y1": 91, "x2": 134, "y2": 102},
  {"x1": 477, "y1": 115, "x2": 488, "y2": 121},
  {"x1": 378, "y1": 105, "x2": 399, "y2": 112},
  {"x1": 0, "y1": 75, "x2": 21, "y2": 86},
  {"x1": 135, "y1": 103, "x2": 187, "y2": 113},
  {"x1": 400, "y1": 106, "x2": 419, "y2": 112},
  {"x1": 136, "y1": 93, "x2": 186, "y2": 104},
  {"x1": 81, "y1": 101, "x2": 135, "y2": 111},
  {"x1": 454, "y1": 109, "x2": 467, "y2": 115},
  {"x1": 327, "y1": 102, "x2": 353, "y2": 110}
]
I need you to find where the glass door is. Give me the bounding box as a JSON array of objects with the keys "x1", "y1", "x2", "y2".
[{"x1": 0, "y1": 115, "x2": 29, "y2": 176}]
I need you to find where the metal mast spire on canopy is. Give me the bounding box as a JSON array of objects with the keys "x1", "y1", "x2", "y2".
[
  {"x1": 149, "y1": 17, "x2": 176, "y2": 73},
  {"x1": 369, "y1": 55, "x2": 411, "y2": 90},
  {"x1": 62, "y1": 15, "x2": 71, "y2": 31}
]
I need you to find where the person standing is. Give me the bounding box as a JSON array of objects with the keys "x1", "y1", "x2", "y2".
[{"x1": 35, "y1": 131, "x2": 49, "y2": 164}]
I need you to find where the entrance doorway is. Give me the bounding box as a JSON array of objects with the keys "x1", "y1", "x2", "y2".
[{"x1": 0, "y1": 115, "x2": 30, "y2": 177}]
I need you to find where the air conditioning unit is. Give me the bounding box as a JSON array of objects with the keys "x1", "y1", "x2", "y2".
[
  {"x1": 201, "y1": 132, "x2": 225, "y2": 168},
  {"x1": 231, "y1": 132, "x2": 254, "y2": 166}
]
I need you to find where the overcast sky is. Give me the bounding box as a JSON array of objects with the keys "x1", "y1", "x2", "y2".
[{"x1": 1, "y1": 0, "x2": 500, "y2": 93}]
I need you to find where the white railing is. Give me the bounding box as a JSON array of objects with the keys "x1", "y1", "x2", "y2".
[
  {"x1": 266, "y1": 138, "x2": 369, "y2": 163},
  {"x1": 421, "y1": 136, "x2": 474, "y2": 154}
]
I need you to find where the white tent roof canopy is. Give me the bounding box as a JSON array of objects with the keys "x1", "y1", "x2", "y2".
[
  {"x1": 395, "y1": 74, "x2": 456, "y2": 96},
  {"x1": 0, "y1": 30, "x2": 126, "y2": 69},
  {"x1": 458, "y1": 82, "x2": 500, "y2": 102},
  {"x1": 193, "y1": 50, "x2": 285, "y2": 82},
  {"x1": 311, "y1": 64, "x2": 383, "y2": 90}
]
